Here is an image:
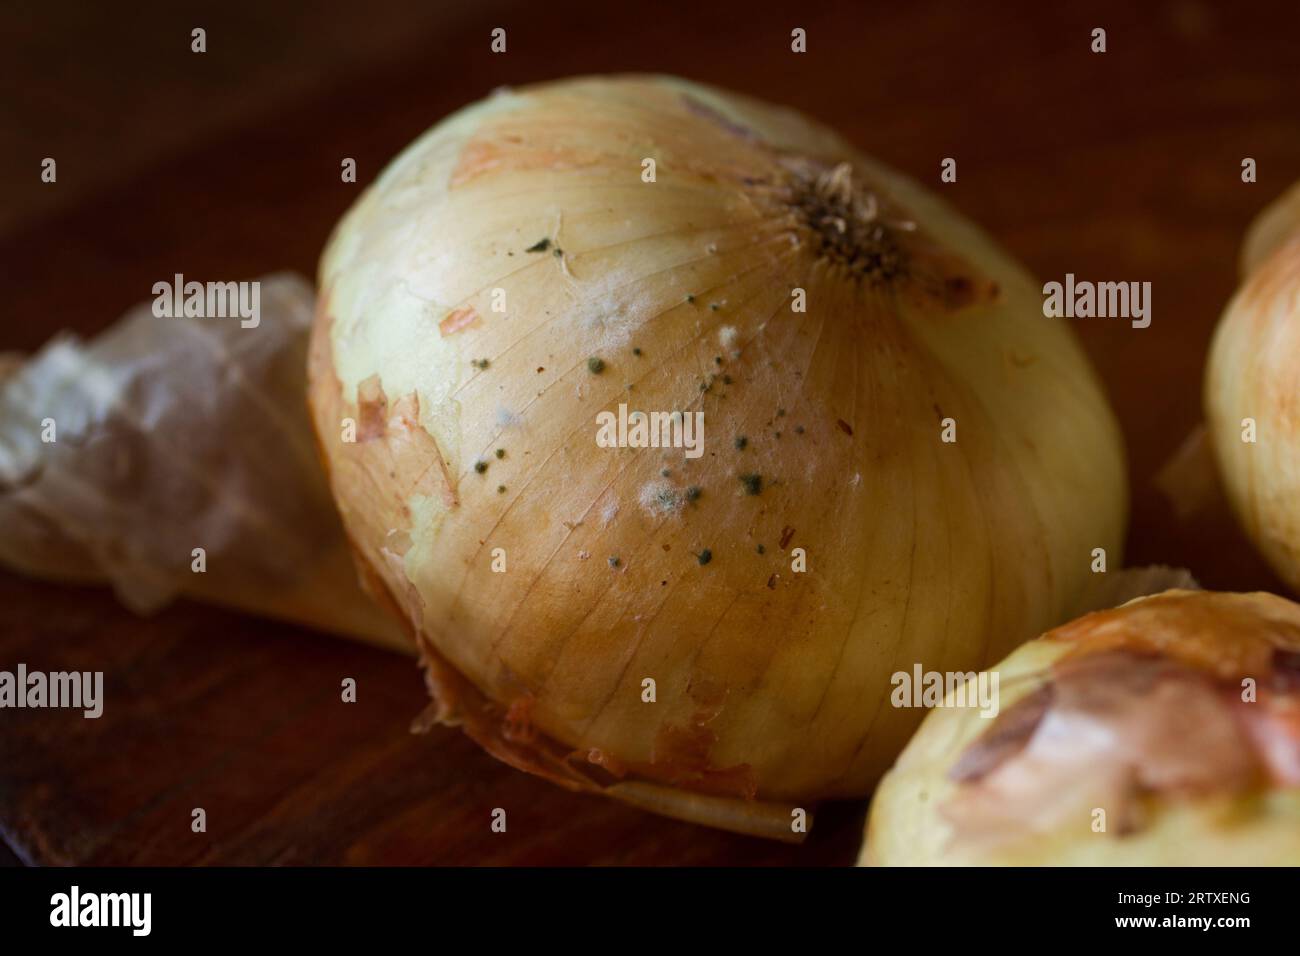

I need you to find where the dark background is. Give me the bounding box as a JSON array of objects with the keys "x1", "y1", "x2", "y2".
[{"x1": 1, "y1": 0, "x2": 1297, "y2": 864}]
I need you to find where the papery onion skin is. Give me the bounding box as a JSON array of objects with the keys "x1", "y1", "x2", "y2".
[
  {"x1": 307, "y1": 75, "x2": 1126, "y2": 815},
  {"x1": 1207, "y1": 181, "x2": 1300, "y2": 593},
  {"x1": 862, "y1": 590, "x2": 1300, "y2": 865}
]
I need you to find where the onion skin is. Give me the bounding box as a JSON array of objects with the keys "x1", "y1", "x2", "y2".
[
  {"x1": 1207, "y1": 181, "x2": 1300, "y2": 593},
  {"x1": 308, "y1": 75, "x2": 1126, "y2": 820},
  {"x1": 863, "y1": 590, "x2": 1300, "y2": 865}
]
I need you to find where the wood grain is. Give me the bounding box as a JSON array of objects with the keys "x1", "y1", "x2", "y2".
[{"x1": 1, "y1": 0, "x2": 1297, "y2": 864}]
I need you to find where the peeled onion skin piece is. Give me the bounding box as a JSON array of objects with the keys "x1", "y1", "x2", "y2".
[
  {"x1": 862, "y1": 590, "x2": 1300, "y2": 865},
  {"x1": 1206, "y1": 180, "x2": 1300, "y2": 595},
  {"x1": 308, "y1": 75, "x2": 1126, "y2": 832}
]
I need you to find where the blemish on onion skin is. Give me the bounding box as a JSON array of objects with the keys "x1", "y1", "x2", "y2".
[
  {"x1": 474, "y1": 460, "x2": 488, "y2": 474},
  {"x1": 682, "y1": 95, "x2": 760, "y2": 142},
  {"x1": 740, "y1": 473, "x2": 763, "y2": 495},
  {"x1": 439, "y1": 306, "x2": 480, "y2": 337},
  {"x1": 685, "y1": 485, "x2": 702, "y2": 503},
  {"x1": 525, "y1": 238, "x2": 551, "y2": 253},
  {"x1": 780, "y1": 526, "x2": 795, "y2": 549},
  {"x1": 734, "y1": 435, "x2": 748, "y2": 450},
  {"x1": 471, "y1": 358, "x2": 490, "y2": 370},
  {"x1": 502, "y1": 697, "x2": 537, "y2": 745},
  {"x1": 697, "y1": 549, "x2": 713, "y2": 566},
  {"x1": 587, "y1": 356, "x2": 606, "y2": 374},
  {"x1": 639, "y1": 480, "x2": 684, "y2": 517},
  {"x1": 356, "y1": 374, "x2": 388, "y2": 441},
  {"x1": 836, "y1": 418, "x2": 854, "y2": 436},
  {"x1": 608, "y1": 556, "x2": 621, "y2": 568}
]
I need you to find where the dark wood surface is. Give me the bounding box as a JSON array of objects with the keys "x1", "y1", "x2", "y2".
[{"x1": 1, "y1": 0, "x2": 1298, "y2": 865}]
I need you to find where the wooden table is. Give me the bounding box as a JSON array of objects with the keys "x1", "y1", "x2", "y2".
[{"x1": 2, "y1": 0, "x2": 1297, "y2": 864}]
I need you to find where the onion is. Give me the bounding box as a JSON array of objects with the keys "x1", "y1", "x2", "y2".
[
  {"x1": 1206, "y1": 181, "x2": 1300, "y2": 592},
  {"x1": 863, "y1": 589, "x2": 1300, "y2": 865},
  {"x1": 307, "y1": 75, "x2": 1126, "y2": 835}
]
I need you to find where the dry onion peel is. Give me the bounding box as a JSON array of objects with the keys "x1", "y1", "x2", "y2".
[{"x1": 0, "y1": 274, "x2": 406, "y2": 650}]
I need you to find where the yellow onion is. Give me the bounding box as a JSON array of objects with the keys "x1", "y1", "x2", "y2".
[
  {"x1": 1206, "y1": 181, "x2": 1300, "y2": 592},
  {"x1": 307, "y1": 75, "x2": 1126, "y2": 836},
  {"x1": 863, "y1": 590, "x2": 1300, "y2": 865}
]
